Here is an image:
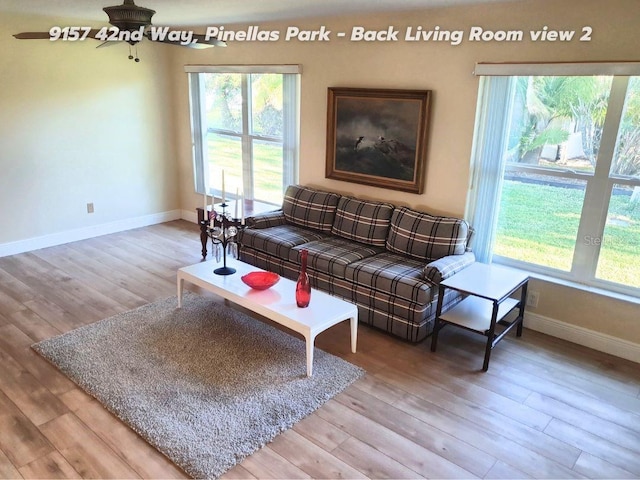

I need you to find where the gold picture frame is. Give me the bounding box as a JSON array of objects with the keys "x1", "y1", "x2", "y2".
[{"x1": 325, "y1": 87, "x2": 432, "y2": 194}]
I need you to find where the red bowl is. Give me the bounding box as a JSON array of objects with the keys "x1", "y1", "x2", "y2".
[{"x1": 241, "y1": 271, "x2": 280, "y2": 290}]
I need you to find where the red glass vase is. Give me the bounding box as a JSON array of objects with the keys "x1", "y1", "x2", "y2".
[{"x1": 296, "y1": 249, "x2": 311, "y2": 308}]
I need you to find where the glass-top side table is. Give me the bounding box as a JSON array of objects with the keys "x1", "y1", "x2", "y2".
[{"x1": 430, "y1": 262, "x2": 529, "y2": 371}]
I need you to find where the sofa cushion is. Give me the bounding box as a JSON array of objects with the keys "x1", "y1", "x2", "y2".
[
  {"x1": 345, "y1": 252, "x2": 433, "y2": 305},
  {"x1": 282, "y1": 185, "x2": 341, "y2": 233},
  {"x1": 292, "y1": 237, "x2": 384, "y2": 278},
  {"x1": 239, "y1": 224, "x2": 328, "y2": 259},
  {"x1": 386, "y1": 207, "x2": 469, "y2": 261},
  {"x1": 331, "y1": 197, "x2": 395, "y2": 247}
]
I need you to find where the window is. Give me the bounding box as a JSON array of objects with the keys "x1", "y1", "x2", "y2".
[
  {"x1": 468, "y1": 65, "x2": 640, "y2": 297},
  {"x1": 187, "y1": 65, "x2": 301, "y2": 206}
]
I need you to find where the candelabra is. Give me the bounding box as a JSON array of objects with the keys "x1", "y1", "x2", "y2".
[{"x1": 206, "y1": 203, "x2": 245, "y2": 275}]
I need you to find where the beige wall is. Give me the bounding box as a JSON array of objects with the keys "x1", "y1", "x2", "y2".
[
  {"x1": 171, "y1": 0, "x2": 640, "y2": 344},
  {"x1": 0, "y1": 13, "x2": 178, "y2": 245}
]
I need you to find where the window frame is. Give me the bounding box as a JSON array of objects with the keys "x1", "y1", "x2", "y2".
[
  {"x1": 186, "y1": 65, "x2": 301, "y2": 206},
  {"x1": 468, "y1": 64, "x2": 640, "y2": 298}
]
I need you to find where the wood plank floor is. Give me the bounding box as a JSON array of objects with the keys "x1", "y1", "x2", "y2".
[{"x1": 1, "y1": 220, "x2": 639, "y2": 479}]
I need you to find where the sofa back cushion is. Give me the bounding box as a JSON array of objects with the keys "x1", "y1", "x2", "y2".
[
  {"x1": 282, "y1": 185, "x2": 340, "y2": 232},
  {"x1": 331, "y1": 197, "x2": 395, "y2": 247},
  {"x1": 386, "y1": 207, "x2": 469, "y2": 261}
]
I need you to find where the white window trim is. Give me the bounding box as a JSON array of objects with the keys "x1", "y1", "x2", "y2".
[
  {"x1": 187, "y1": 65, "x2": 301, "y2": 203},
  {"x1": 474, "y1": 61, "x2": 640, "y2": 76},
  {"x1": 571, "y1": 77, "x2": 629, "y2": 281},
  {"x1": 509, "y1": 264, "x2": 640, "y2": 306},
  {"x1": 184, "y1": 65, "x2": 302, "y2": 74}
]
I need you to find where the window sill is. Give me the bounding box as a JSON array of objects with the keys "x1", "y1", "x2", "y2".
[
  {"x1": 530, "y1": 272, "x2": 640, "y2": 306},
  {"x1": 493, "y1": 259, "x2": 640, "y2": 306}
]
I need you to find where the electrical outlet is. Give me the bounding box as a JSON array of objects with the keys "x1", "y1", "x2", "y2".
[
  {"x1": 526, "y1": 290, "x2": 539, "y2": 308},
  {"x1": 87, "y1": 202, "x2": 94, "y2": 214}
]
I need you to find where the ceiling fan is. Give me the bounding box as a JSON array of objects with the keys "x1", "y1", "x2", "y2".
[{"x1": 13, "y1": 0, "x2": 226, "y2": 62}]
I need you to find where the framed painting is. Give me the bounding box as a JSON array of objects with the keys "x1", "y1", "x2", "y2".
[{"x1": 325, "y1": 87, "x2": 432, "y2": 194}]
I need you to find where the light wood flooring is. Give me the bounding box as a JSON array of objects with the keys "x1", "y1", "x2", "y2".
[{"x1": 0, "y1": 220, "x2": 639, "y2": 479}]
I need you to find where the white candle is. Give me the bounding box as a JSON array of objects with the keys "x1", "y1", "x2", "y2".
[
  {"x1": 221, "y1": 169, "x2": 225, "y2": 204},
  {"x1": 234, "y1": 187, "x2": 239, "y2": 219},
  {"x1": 241, "y1": 191, "x2": 245, "y2": 225},
  {"x1": 203, "y1": 192, "x2": 207, "y2": 222}
]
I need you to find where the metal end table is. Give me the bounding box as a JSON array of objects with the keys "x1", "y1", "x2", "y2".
[{"x1": 430, "y1": 262, "x2": 529, "y2": 371}]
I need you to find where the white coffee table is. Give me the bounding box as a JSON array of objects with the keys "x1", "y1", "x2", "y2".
[{"x1": 176, "y1": 258, "x2": 358, "y2": 376}]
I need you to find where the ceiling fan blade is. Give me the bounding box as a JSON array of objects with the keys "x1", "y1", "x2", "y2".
[
  {"x1": 191, "y1": 34, "x2": 226, "y2": 48},
  {"x1": 14, "y1": 29, "x2": 105, "y2": 41},
  {"x1": 144, "y1": 35, "x2": 202, "y2": 48},
  {"x1": 13, "y1": 32, "x2": 51, "y2": 39},
  {"x1": 96, "y1": 40, "x2": 120, "y2": 48},
  {"x1": 87, "y1": 29, "x2": 106, "y2": 40},
  {"x1": 144, "y1": 31, "x2": 226, "y2": 49}
]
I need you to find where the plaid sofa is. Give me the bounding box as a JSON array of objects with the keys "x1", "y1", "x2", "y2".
[{"x1": 238, "y1": 185, "x2": 475, "y2": 342}]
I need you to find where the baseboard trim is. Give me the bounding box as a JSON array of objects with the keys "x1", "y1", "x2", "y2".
[
  {"x1": 0, "y1": 210, "x2": 182, "y2": 258},
  {"x1": 525, "y1": 311, "x2": 640, "y2": 364},
  {"x1": 181, "y1": 209, "x2": 199, "y2": 224}
]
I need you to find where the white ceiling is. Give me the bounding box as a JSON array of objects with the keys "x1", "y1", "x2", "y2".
[{"x1": 1, "y1": 0, "x2": 517, "y2": 26}]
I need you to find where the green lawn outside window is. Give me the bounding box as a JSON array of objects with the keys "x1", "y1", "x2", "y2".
[{"x1": 495, "y1": 180, "x2": 640, "y2": 288}]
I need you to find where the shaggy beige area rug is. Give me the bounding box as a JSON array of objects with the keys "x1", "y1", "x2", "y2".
[{"x1": 33, "y1": 292, "x2": 364, "y2": 478}]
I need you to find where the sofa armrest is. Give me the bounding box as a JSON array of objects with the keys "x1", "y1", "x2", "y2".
[
  {"x1": 422, "y1": 251, "x2": 476, "y2": 284},
  {"x1": 245, "y1": 209, "x2": 286, "y2": 229}
]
